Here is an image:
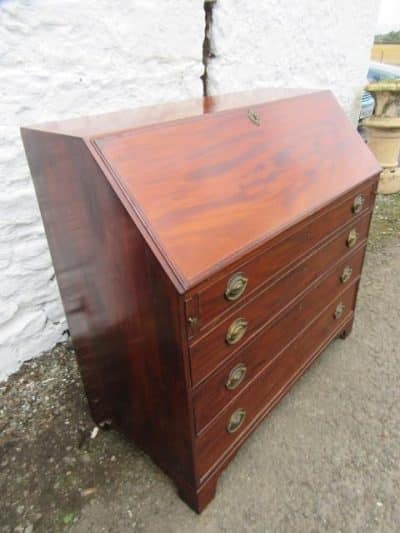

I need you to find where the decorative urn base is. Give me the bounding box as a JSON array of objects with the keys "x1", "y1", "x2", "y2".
[
  {"x1": 378, "y1": 166, "x2": 400, "y2": 194},
  {"x1": 362, "y1": 116, "x2": 400, "y2": 195}
]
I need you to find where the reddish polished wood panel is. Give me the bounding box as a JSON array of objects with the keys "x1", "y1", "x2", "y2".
[
  {"x1": 189, "y1": 213, "x2": 371, "y2": 372},
  {"x1": 195, "y1": 281, "x2": 359, "y2": 481},
  {"x1": 190, "y1": 244, "x2": 366, "y2": 392},
  {"x1": 188, "y1": 182, "x2": 376, "y2": 328},
  {"x1": 93, "y1": 92, "x2": 379, "y2": 288},
  {"x1": 21, "y1": 88, "x2": 380, "y2": 513}
]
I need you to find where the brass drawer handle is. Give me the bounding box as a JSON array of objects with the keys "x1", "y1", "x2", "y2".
[
  {"x1": 226, "y1": 318, "x2": 248, "y2": 345},
  {"x1": 225, "y1": 272, "x2": 248, "y2": 302},
  {"x1": 352, "y1": 194, "x2": 365, "y2": 214},
  {"x1": 225, "y1": 364, "x2": 247, "y2": 390},
  {"x1": 340, "y1": 265, "x2": 353, "y2": 284},
  {"x1": 334, "y1": 302, "x2": 345, "y2": 320},
  {"x1": 227, "y1": 408, "x2": 246, "y2": 433},
  {"x1": 346, "y1": 229, "x2": 358, "y2": 248}
]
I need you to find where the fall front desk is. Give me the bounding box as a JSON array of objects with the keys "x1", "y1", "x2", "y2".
[{"x1": 21, "y1": 88, "x2": 380, "y2": 512}]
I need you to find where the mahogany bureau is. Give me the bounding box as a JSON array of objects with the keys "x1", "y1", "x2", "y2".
[{"x1": 21, "y1": 88, "x2": 380, "y2": 512}]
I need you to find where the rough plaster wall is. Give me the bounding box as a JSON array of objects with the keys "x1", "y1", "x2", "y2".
[
  {"x1": 207, "y1": 0, "x2": 381, "y2": 124},
  {"x1": 0, "y1": 0, "x2": 204, "y2": 380}
]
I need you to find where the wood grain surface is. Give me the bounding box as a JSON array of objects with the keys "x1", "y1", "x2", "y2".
[
  {"x1": 188, "y1": 183, "x2": 376, "y2": 329},
  {"x1": 189, "y1": 213, "x2": 371, "y2": 364},
  {"x1": 94, "y1": 91, "x2": 380, "y2": 289},
  {"x1": 195, "y1": 282, "x2": 359, "y2": 481},
  {"x1": 190, "y1": 245, "x2": 366, "y2": 391},
  {"x1": 21, "y1": 88, "x2": 380, "y2": 513}
]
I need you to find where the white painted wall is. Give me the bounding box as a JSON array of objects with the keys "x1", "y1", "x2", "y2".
[
  {"x1": 0, "y1": 0, "x2": 204, "y2": 380},
  {"x1": 0, "y1": 0, "x2": 380, "y2": 380},
  {"x1": 208, "y1": 0, "x2": 381, "y2": 124}
]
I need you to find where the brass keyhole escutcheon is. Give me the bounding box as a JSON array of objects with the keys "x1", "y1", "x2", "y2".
[
  {"x1": 340, "y1": 265, "x2": 353, "y2": 284},
  {"x1": 352, "y1": 194, "x2": 365, "y2": 214},
  {"x1": 225, "y1": 364, "x2": 247, "y2": 390},
  {"x1": 187, "y1": 316, "x2": 198, "y2": 328},
  {"x1": 225, "y1": 318, "x2": 248, "y2": 345},
  {"x1": 225, "y1": 272, "x2": 248, "y2": 302},
  {"x1": 248, "y1": 109, "x2": 261, "y2": 126},
  {"x1": 346, "y1": 229, "x2": 358, "y2": 249},
  {"x1": 334, "y1": 302, "x2": 345, "y2": 320},
  {"x1": 227, "y1": 408, "x2": 246, "y2": 434}
]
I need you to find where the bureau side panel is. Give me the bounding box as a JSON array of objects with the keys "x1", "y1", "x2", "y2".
[{"x1": 20, "y1": 130, "x2": 196, "y2": 486}]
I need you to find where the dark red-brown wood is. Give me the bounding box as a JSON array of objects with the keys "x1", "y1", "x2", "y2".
[
  {"x1": 187, "y1": 182, "x2": 376, "y2": 330},
  {"x1": 20, "y1": 129, "x2": 197, "y2": 491},
  {"x1": 92, "y1": 92, "x2": 379, "y2": 289},
  {"x1": 189, "y1": 213, "x2": 371, "y2": 376},
  {"x1": 21, "y1": 88, "x2": 380, "y2": 513},
  {"x1": 195, "y1": 281, "x2": 360, "y2": 481},
  {"x1": 191, "y1": 245, "x2": 366, "y2": 404}
]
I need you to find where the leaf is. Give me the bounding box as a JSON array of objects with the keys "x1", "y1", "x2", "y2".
[{"x1": 63, "y1": 512, "x2": 75, "y2": 525}]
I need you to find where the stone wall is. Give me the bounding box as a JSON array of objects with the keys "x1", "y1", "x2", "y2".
[{"x1": 207, "y1": 0, "x2": 380, "y2": 123}]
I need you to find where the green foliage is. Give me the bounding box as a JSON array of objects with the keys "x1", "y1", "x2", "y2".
[
  {"x1": 63, "y1": 512, "x2": 75, "y2": 525},
  {"x1": 375, "y1": 30, "x2": 400, "y2": 44}
]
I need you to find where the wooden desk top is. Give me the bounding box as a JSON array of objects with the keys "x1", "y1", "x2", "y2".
[{"x1": 24, "y1": 88, "x2": 380, "y2": 290}]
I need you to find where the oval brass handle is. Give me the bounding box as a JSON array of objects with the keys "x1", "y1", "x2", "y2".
[
  {"x1": 340, "y1": 265, "x2": 353, "y2": 284},
  {"x1": 225, "y1": 318, "x2": 248, "y2": 345},
  {"x1": 225, "y1": 364, "x2": 247, "y2": 390},
  {"x1": 225, "y1": 272, "x2": 248, "y2": 302},
  {"x1": 346, "y1": 229, "x2": 358, "y2": 249},
  {"x1": 334, "y1": 302, "x2": 345, "y2": 320},
  {"x1": 226, "y1": 408, "x2": 246, "y2": 434},
  {"x1": 352, "y1": 194, "x2": 365, "y2": 214}
]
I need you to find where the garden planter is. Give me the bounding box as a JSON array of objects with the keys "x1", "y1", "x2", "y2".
[
  {"x1": 363, "y1": 80, "x2": 400, "y2": 194},
  {"x1": 366, "y1": 80, "x2": 400, "y2": 118}
]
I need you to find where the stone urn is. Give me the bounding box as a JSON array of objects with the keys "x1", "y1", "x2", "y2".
[{"x1": 362, "y1": 80, "x2": 400, "y2": 194}]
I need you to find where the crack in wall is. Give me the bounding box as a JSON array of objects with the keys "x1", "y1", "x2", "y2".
[{"x1": 201, "y1": 0, "x2": 216, "y2": 97}]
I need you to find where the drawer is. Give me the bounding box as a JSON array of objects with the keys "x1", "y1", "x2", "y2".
[
  {"x1": 192, "y1": 245, "x2": 365, "y2": 418},
  {"x1": 186, "y1": 181, "x2": 374, "y2": 332},
  {"x1": 189, "y1": 212, "x2": 371, "y2": 375},
  {"x1": 195, "y1": 281, "x2": 358, "y2": 481}
]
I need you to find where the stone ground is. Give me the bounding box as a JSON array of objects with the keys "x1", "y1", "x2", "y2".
[{"x1": 1, "y1": 193, "x2": 400, "y2": 533}]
